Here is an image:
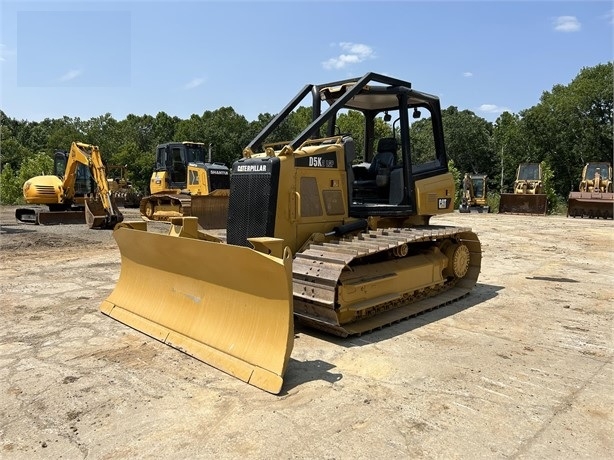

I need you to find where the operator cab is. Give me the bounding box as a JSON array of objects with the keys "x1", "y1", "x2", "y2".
[
  {"x1": 54, "y1": 150, "x2": 94, "y2": 196},
  {"x1": 318, "y1": 81, "x2": 447, "y2": 218},
  {"x1": 155, "y1": 142, "x2": 208, "y2": 188}
]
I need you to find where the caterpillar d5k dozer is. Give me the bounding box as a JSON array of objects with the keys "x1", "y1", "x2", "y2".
[
  {"x1": 459, "y1": 173, "x2": 490, "y2": 213},
  {"x1": 139, "y1": 142, "x2": 230, "y2": 229},
  {"x1": 16, "y1": 142, "x2": 123, "y2": 228},
  {"x1": 499, "y1": 163, "x2": 547, "y2": 215},
  {"x1": 567, "y1": 162, "x2": 614, "y2": 219},
  {"x1": 101, "y1": 73, "x2": 482, "y2": 394}
]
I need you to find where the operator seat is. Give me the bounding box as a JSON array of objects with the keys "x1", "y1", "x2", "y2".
[
  {"x1": 368, "y1": 137, "x2": 398, "y2": 179},
  {"x1": 368, "y1": 137, "x2": 398, "y2": 190}
]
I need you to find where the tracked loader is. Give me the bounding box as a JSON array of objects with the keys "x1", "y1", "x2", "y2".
[
  {"x1": 139, "y1": 142, "x2": 230, "y2": 229},
  {"x1": 567, "y1": 162, "x2": 613, "y2": 219},
  {"x1": 459, "y1": 173, "x2": 490, "y2": 213},
  {"x1": 15, "y1": 142, "x2": 123, "y2": 228},
  {"x1": 101, "y1": 73, "x2": 482, "y2": 394},
  {"x1": 499, "y1": 163, "x2": 547, "y2": 215}
]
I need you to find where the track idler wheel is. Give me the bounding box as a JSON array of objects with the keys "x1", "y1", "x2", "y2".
[
  {"x1": 442, "y1": 241, "x2": 471, "y2": 279},
  {"x1": 144, "y1": 201, "x2": 155, "y2": 219}
]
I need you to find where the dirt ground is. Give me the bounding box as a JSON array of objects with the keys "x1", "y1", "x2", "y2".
[{"x1": 0, "y1": 205, "x2": 612, "y2": 459}]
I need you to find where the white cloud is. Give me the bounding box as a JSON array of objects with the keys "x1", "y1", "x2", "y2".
[
  {"x1": 59, "y1": 69, "x2": 82, "y2": 82},
  {"x1": 463, "y1": 72, "x2": 473, "y2": 78},
  {"x1": 478, "y1": 104, "x2": 511, "y2": 115},
  {"x1": 0, "y1": 43, "x2": 16, "y2": 62},
  {"x1": 184, "y1": 77, "x2": 205, "y2": 90},
  {"x1": 322, "y1": 42, "x2": 375, "y2": 70},
  {"x1": 553, "y1": 16, "x2": 581, "y2": 32}
]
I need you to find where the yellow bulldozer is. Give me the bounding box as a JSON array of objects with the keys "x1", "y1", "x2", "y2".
[
  {"x1": 567, "y1": 162, "x2": 613, "y2": 219},
  {"x1": 15, "y1": 142, "x2": 123, "y2": 228},
  {"x1": 459, "y1": 173, "x2": 490, "y2": 213},
  {"x1": 139, "y1": 141, "x2": 230, "y2": 229},
  {"x1": 107, "y1": 165, "x2": 143, "y2": 208},
  {"x1": 498, "y1": 162, "x2": 547, "y2": 215},
  {"x1": 100, "y1": 73, "x2": 482, "y2": 394}
]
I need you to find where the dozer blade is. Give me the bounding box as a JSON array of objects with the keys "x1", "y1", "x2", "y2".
[
  {"x1": 567, "y1": 192, "x2": 614, "y2": 219},
  {"x1": 499, "y1": 193, "x2": 547, "y2": 215},
  {"x1": 16, "y1": 207, "x2": 85, "y2": 225},
  {"x1": 100, "y1": 218, "x2": 294, "y2": 394},
  {"x1": 15, "y1": 208, "x2": 40, "y2": 224},
  {"x1": 190, "y1": 193, "x2": 230, "y2": 229},
  {"x1": 85, "y1": 198, "x2": 124, "y2": 229}
]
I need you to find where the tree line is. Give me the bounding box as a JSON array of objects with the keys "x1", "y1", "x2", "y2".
[{"x1": 1, "y1": 62, "x2": 611, "y2": 211}]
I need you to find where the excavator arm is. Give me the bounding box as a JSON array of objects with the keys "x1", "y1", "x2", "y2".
[{"x1": 63, "y1": 142, "x2": 123, "y2": 229}]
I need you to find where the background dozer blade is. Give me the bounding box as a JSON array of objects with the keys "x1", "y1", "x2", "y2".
[
  {"x1": 16, "y1": 208, "x2": 85, "y2": 225},
  {"x1": 100, "y1": 225, "x2": 294, "y2": 394},
  {"x1": 190, "y1": 194, "x2": 229, "y2": 229},
  {"x1": 499, "y1": 193, "x2": 547, "y2": 215}
]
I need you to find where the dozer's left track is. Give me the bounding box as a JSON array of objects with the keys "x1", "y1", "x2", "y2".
[
  {"x1": 139, "y1": 193, "x2": 192, "y2": 222},
  {"x1": 293, "y1": 226, "x2": 481, "y2": 337}
]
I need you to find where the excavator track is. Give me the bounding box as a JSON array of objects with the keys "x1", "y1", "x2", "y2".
[
  {"x1": 292, "y1": 225, "x2": 482, "y2": 337},
  {"x1": 15, "y1": 207, "x2": 85, "y2": 225},
  {"x1": 139, "y1": 194, "x2": 192, "y2": 222}
]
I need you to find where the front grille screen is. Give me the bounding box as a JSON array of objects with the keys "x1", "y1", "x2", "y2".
[{"x1": 227, "y1": 158, "x2": 280, "y2": 247}]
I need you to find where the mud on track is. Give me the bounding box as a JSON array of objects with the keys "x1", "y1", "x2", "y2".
[{"x1": 1, "y1": 205, "x2": 612, "y2": 459}]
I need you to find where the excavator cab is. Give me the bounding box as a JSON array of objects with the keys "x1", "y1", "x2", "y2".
[{"x1": 102, "y1": 73, "x2": 481, "y2": 393}]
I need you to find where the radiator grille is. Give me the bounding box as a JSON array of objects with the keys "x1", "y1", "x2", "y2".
[{"x1": 227, "y1": 158, "x2": 280, "y2": 247}]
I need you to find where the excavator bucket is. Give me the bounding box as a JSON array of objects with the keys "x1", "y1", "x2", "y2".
[
  {"x1": 85, "y1": 198, "x2": 124, "y2": 229},
  {"x1": 100, "y1": 218, "x2": 294, "y2": 394},
  {"x1": 190, "y1": 192, "x2": 230, "y2": 229},
  {"x1": 499, "y1": 193, "x2": 547, "y2": 215}
]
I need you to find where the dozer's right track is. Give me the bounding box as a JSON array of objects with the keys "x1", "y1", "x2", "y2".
[{"x1": 293, "y1": 226, "x2": 482, "y2": 337}]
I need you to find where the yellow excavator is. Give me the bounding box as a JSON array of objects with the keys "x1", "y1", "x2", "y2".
[
  {"x1": 498, "y1": 162, "x2": 547, "y2": 215},
  {"x1": 139, "y1": 141, "x2": 230, "y2": 229},
  {"x1": 567, "y1": 162, "x2": 613, "y2": 219},
  {"x1": 15, "y1": 142, "x2": 123, "y2": 228},
  {"x1": 100, "y1": 73, "x2": 482, "y2": 394},
  {"x1": 459, "y1": 173, "x2": 490, "y2": 213}
]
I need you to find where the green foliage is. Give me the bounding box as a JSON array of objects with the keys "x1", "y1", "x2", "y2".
[
  {"x1": 442, "y1": 106, "x2": 494, "y2": 176},
  {"x1": 0, "y1": 152, "x2": 54, "y2": 205},
  {"x1": 1, "y1": 61, "x2": 611, "y2": 205},
  {"x1": 447, "y1": 159, "x2": 462, "y2": 208},
  {"x1": 487, "y1": 192, "x2": 500, "y2": 214},
  {"x1": 1, "y1": 125, "x2": 34, "y2": 172},
  {"x1": 0, "y1": 164, "x2": 23, "y2": 205},
  {"x1": 540, "y1": 160, "x2": 559, "y2": 214},
  {"x1": 17, "y1": 152, "x2": 55, "y2": 184}
]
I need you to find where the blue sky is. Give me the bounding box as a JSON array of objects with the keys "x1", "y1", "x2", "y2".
[{"x1": 1, "y1": 0, "x2": 612, "y2": 124}]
